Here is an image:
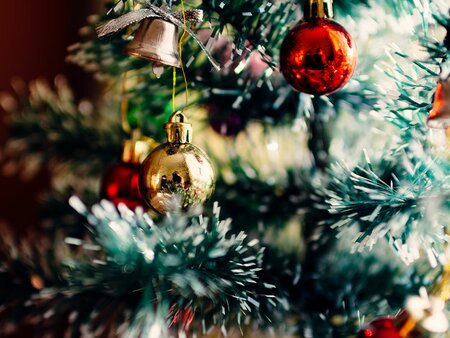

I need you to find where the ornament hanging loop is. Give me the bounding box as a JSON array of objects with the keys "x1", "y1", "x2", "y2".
[
  {"x1": 165, "y1": 111, "x2": 192, "y2": 144},
  {"x1": 304, "y1": 0, "x2": 333, "y2": 19},
  {"x1": 168, "y1": 111, "x2": 186, "y2": 123}
]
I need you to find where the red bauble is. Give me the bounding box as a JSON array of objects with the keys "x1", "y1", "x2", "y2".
[
  {"x1": 100, "y1": 162, "x2": 144, "y2": 209},
  {"x1": 427, "y1": 75, "x2": 450, "y2": 128},
  {"x1": 358, "y1": 317, "x2": 401, "y2": 338},
  {"x1": 280, "y1": 18, "x2": 357, "y2": 95}
]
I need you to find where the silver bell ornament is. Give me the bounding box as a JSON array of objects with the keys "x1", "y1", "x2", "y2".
[{"x1": 125, "y1": 18, "x2": 181, "y2": 68}]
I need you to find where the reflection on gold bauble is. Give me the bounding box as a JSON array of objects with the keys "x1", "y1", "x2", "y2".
[{"x1": 139, "y1": 112, "x2": 215, "y2": 214}]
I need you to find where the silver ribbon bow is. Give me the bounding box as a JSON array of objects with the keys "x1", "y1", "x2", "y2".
[{"x1": 96, "y1": 4, "x2": 220, "y2": 71}]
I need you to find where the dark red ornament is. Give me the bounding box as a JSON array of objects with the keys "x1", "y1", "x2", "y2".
[
  {"x1": 358, "y1": 317, "x2": 401, "y2": 338},
  {"x1": 100, "y1": 162, "x2": 143, "y2": 209},
  {"x1": 280, "y1": 17, "x2": 357, "y2": 95},
  {"x1": 208, "y1": 102, "x2": 245, "y2": 136},
  {"x1": 100, "y1": 134, "x2": 153, "y2": 209}
]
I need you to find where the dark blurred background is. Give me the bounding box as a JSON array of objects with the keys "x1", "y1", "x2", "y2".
[{"x1": 0, "y1": 1, "x2": 101, "y2": 231}]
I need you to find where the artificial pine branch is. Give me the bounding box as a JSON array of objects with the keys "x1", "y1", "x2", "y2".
[
  {"x1": 0, "y1": 77, "x2": 122, "y2": 180},
  {"x1": 317, "y1": 155, "x2": 449, "y2": 264},
  {"x1": 1, "y1": 1, "x2": 449, "y2": 337},
  {"x1": 420, "y1": 13, "x2": 450, "y2": 63},
  {"x1": 0, "y1": 199, "x2": 277, "y2": 336},
  {"x1": 66, "y1": 0, "x2": 374, "y2": 131},
  {"x1": 63, "y1": 198, "x2": 274, "y2": 335}
]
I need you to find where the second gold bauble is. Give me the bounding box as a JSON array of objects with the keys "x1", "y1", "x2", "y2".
[{"x1": 139, "y1": 111, "x2": 215, "y2": 214}]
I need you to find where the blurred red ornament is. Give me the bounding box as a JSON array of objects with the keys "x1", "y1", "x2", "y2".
[
  {"x1": 358, "y1": 292, "x2": 449, "y2": 338},
  {"x1": 357, "y1": 318, "x2": 401, "y2": 338},
  {"x1": 100, "y1": 134, "x2": 154, "y2": 209},
  {"x1": 101, "y1": 162, "x2": 143, "y2": 209},
  {"x1": 427, "y1": 74, "x2": 450, "y2": 129},
  {"x1": 208, "y1": 102, "x2": 245, "y2": 136},
  {"x1": 280, "y1": 17, "x2": 357, "y2": 96}
]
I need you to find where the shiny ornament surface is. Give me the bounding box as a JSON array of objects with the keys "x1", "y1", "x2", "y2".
[
  {"x1": 280, "y1": 18, "x2": 357, "y2": 95},
  {"x1": 358, "y1": 318, "x2": 401, "y2": 338},
  {"x1": 427, "y1": 75, "x2": 450, "y2": 129},
  {"x1": 140, "y1": 112, "x2": 215, "y2": 214},
  {"x1": 101, "y1": 162, "x2": 144, "y2": 210},
  {"x1": 140, "y1": 143, "x2": 215, "y2": 214},
  {"x1": 125, "y1": 18, "x2": 181, "y2": 68}
]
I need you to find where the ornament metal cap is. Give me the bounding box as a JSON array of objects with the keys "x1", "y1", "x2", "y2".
[
  {"x1": 427, "y1": 74, "x2": 450, "y2": 129},
  {"x1": 122, "y1": 130, "x2": 155, "y2": 164},
  {"x1": 125, "y1": 18, "x2": 181, "y2": 68},
  {"x1": 164, "y1": 111, "x2": 192, "y2": 144},
  {"x1": 304, "y1": 0, "x2": 334, "y2": 19}
]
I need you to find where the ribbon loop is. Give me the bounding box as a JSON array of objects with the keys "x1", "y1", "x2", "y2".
[{"x1": 96, "y1": 4, "x2": 220, "y2": 70}]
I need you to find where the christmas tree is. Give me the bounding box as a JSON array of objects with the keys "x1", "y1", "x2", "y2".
[{"x1": 0, "y1": 0, "x2": 449, "y2": 337}]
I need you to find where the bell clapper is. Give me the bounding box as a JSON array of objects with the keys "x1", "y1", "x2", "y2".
[{"x1": 152, "y1": 63, "x2": 164, "y2": 78}]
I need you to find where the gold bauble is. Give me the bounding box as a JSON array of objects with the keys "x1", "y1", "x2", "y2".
[{"x1": 139, "y1": 112, "x2": 215, "y2": 214}]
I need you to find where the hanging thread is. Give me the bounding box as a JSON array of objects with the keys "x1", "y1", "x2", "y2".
[
  {"x1": 120, "y1": 73, "x2": 131, "y2": 134},
  {"x1": 172, "y1": 67, "x2": 177, "y2": 112},
  {"x1": 120, "y1": 24, "x2": 135, "y2": 134},
  {"x1": 172, "y1": 0, "x2": 189, "y2": 113},
  {"x1": 178, "y1": 0, "x2": 189, "y2": 108}
]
